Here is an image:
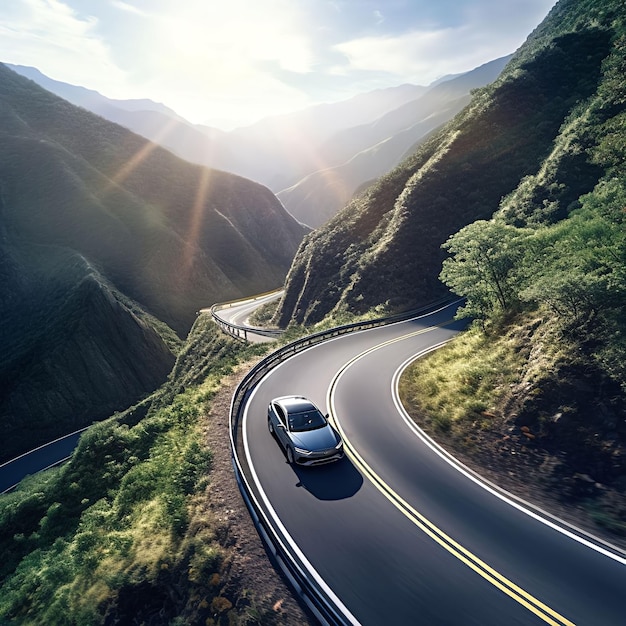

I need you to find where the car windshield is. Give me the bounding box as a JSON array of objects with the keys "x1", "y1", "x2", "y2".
[{"x1": 288, "y1": 409, "x2": 326, "y2": 432}]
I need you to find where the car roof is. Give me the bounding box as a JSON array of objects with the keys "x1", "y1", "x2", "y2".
[{"x1": 273, "y1": 395, "x2": 317, "y2": 413}]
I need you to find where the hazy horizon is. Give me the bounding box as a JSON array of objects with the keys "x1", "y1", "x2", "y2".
[{"x1": 0, "y1": 0, "x2": 558, "y2": 130}]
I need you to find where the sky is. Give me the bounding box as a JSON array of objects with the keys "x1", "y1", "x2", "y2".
[{"x1": 0, "y1": 0, "x2": 558, "y2": 130}]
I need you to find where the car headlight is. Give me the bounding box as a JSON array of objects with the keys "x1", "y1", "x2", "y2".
[{"x1": 294, "y1": 447, "x2": 311, "y2": 455}]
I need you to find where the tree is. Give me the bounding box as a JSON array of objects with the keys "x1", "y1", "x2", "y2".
[
  {"x1": 440, "y1": 220, "x2": 529, "y2": 320},
  {"x1": 521, "y1": 179, "x2": 626, "y2": 327}
]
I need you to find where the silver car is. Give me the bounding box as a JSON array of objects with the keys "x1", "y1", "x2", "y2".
[{"x1": 267, "y1": 396, "x2": 344, "y2": 466}]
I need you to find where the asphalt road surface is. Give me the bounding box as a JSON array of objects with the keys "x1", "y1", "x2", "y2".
[
  {"x1": 242, "y1": 303, "x2": 626, "y2": 625},
  {"x1": 210, "y1": 291, "x2": 283, "y2": 343},
  {"x1": 0, "y1": 429, "x2": 85, "y2": 493}
]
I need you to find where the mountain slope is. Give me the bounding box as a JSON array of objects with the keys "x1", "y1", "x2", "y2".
[
  {"x1": 0, "y1": 63, "x2": 307, "y2": 332},
  {"x1": 7, "y1": 64, "x2": 429, "y2": 192},
  {"x1": 276, "y1": 3, "x2": 614, "y2": 325},
  {"x1": 0, "y1": 245, "x2": 178, "y2": 460},
  {"x1": 211, "y1": 84, "x2": 429, "y2": 190},
  {"x1": 0, "y1": 64, "x2": 307, "y2": 460},
  {"x1": 5, "y1": 64, "x2": 184, "y2": 120},
  {"x1": 277, "y1": 56, "x2": 511, "y2": 227},
  {"x1": 274, "y1": 0, "x2": 626, "y2": 536},
  {"x1": 4, "y1": 64, "x2": 225, "y2": 166}
]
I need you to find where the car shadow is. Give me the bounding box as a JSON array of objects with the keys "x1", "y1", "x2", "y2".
[{"x1": 292, "y1": 457, "x2": 363, "y2": 500}]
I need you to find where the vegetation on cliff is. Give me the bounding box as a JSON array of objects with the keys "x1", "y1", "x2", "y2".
[
  {"x1": 275, "y1": 0, "x2": 620, "y2": 327},
  {"x1": 277, "y1": 0, "x2": 626, "y2": 538},
  {"x1": 0, "y1": 317, "x2": 292, "y2": 625},
  {"x1": 3, "y1": 0, "x2": 626, "y2": 621},
  {"x1": 397, "y1": 0, "x2": 626, "y2": 540}
]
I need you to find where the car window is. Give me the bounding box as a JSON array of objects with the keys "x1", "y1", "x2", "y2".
[
  {"x1": 288, "y1": 410, "x2": 326, "y2": 432},
  {"x1": 274, "y1": 404, "x2": 287, "y2": 426}
]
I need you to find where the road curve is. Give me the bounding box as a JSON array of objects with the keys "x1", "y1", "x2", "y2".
[
  {"x1": 0, "y1": 429, "x2": 87, "y2": 494},
  {"x1": 241, "y1": 304, "x2": 626, "y2": 625},
  {"x1": 210, "y1": 291, "x2": 284, "y2": 343},
  {"x1": 215, "y1": 291, "x2": 282, "y2": 328}
]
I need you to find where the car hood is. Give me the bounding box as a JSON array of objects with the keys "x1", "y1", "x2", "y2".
[{"x1": 290, "y1": 425, "x2": 339, "y2": 451}]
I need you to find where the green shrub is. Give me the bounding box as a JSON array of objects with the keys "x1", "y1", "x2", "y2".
[{"x1": 0, "y1": 320, "x2": 256, "y2": 624}]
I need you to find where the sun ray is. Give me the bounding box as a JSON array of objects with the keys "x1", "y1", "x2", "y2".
[
  {"x1": 99, "y1": 115, "x2": 182, "y2": 195},
  {"x1": 181, "y1": 165, "x2": 212, "y2": 280}
]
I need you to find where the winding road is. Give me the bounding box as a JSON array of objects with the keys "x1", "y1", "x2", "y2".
[
  {"x1": 209, "y1": 290, "x2": 284, "y2": 343},
  {"x1": 240, "y1": 303, "x2": 626, "y2": 625},
  {"x1": 4, "y1": 296, "x2": 625, "y2": 624},
  {"x1": 0, "y1": 429, "x2": 86, "y2": 494}
]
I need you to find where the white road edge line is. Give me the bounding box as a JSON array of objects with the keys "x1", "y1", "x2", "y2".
[
  {"x1": 390, "y1": 344, "x2": 626, "y2": 565},
  {"x1": 242, "y1": 337, "x2": 363, "y2": 626},
  {"x1": 241, "y1": 302, "x2": 626, "y2": 626},
  {"x1": 327, "y1": 332, "x2": 582, "y2": 626}
]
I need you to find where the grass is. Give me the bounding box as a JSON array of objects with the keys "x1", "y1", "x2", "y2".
[
  {"x1": 248, "y1": 299, "x2": 281, "y2": 327},
  {"x1": 0, "y1": 315, "x2": 273, "y2": 625},
  {"x1": 399, "y1": 311, "x2": 626, "y2": 544},
  {"x1": 0, "y1": 389, "x2": 212, "y2": 623},
  {"x1": 399, "y1": 321, "x2": 529, "y2": 436}
]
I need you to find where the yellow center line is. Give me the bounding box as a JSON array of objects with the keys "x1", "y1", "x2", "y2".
[{"x1": 328, "y1": 322, "x2": 576, "y2": 626}]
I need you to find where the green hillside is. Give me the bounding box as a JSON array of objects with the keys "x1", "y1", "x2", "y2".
[
  {"x1": 1, "y1": 0, "x2": 626, "y2": 622},
  {"x1": 0, "y1": 64, "x2": 308, "y2": 334},
  {"x1": 276, "y1": 1, "x2": 617, "y2": 326},
  {"x1": 0, "y1": 65, "x2": 307, "y2": 461},
  {"x1": 277, "y1": 0, "x2": 626, "y2": 535},
  {"x1": 0, "y1": 317, "x2": 294, "y2": 625}
]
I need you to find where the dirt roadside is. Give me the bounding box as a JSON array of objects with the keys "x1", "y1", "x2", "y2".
[{"x1": 201, "y1": 359, "x2": 316, "y2": 625}]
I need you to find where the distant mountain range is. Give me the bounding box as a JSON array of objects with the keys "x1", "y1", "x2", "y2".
[
  {"x1": 7, "y1": 64, "x2": 425, "y2": 191},
  {"x1": 0, "y1": 50, "x2": 514, "y2": 461},
  {"x1": 275, "y1": 0, "x2": 616, "y2": 326},
  {"x1": 0, "y1": 63, "x2": 307, "y2": 461},
  {"x1": 0, "y1": 54, "x2": 510, "y2": 459},
  {"x1": 9, "y1": 58, "x2": 510, "y2": 228},
  {"x1": 277, "y1": 56, "x2": 511, "y2": 227}
]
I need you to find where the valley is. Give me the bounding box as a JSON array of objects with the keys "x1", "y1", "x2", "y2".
[
  {"x1": 1, "y1": 0, "x2": 625, "y2": 623},
  {"x1": 0, "y1": 64, "x2": 307, "y2": 462}
]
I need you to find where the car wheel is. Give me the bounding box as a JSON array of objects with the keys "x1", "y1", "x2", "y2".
[
  {"x1": 268, "y1": 418, "x2": 274, "y2": 434},
  {"x1": 286, "y1": 446, "x2": 295, "y2": 465}
]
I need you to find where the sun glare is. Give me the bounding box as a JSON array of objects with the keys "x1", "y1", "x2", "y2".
[
  {"x1": 98, "y1": 115, "x2": 181, "y2": 198},
  {"x1": 146, "y1": 0, "x2": 314, "y2": 125},
  {"x1": 182, "y1": 166, "x2": 212, "y2": 280},
  {"x1": 0, "y1": 0, "x2": 560, "y2": 129}
]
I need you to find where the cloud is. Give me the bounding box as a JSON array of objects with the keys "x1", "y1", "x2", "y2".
[
  {"x1": 0, "y1": 0, "x2": 559, "y2": 128},
  {"x1": 0, "y1": 0, "x2": 126, "y2": 89},
  {"x1": 121, "y1": 0, "x2": 319, "y2": 123},
  {"x1": 332, "y1": 0, "x2": 557, "y2": 85},
  {"x1": 334, "y1": 30, "x2": 454, "y2": 81},
  {"x1": 148, "y1": 0, "x2": 316, "y2": 74},
  {"x1": 110, "y1": 1, "x2": 148, "y2": 17}
]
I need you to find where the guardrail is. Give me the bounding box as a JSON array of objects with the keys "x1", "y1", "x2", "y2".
[
  {"x1": 228, "y1": 297, "x2": 457, "y2": 625},
  {"x1": 210, "y1": 291, "x2": 285, "y2": 341}
]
